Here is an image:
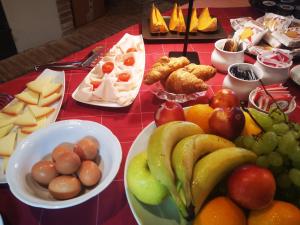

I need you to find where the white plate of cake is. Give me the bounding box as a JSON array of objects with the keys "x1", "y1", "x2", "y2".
[{"x1": 0, "y1": 69, "x2": 65, "y2": 183}]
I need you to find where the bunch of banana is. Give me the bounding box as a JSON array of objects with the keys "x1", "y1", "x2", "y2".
[
  {"x1": 169, "y1": 3, "x2": 186, "y2": 33},
  {"x1": 127, "y1": 121, "x2": 257, "y2": 220},
  {"x1": 150, "y1": 3, "x2": 169, "y2": 33}
]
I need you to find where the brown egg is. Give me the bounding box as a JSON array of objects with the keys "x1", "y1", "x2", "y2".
[
  {"x1": 31, "y1": 160, "x2": 58, "y2": 186},
  {"x1": 48, "y1": 175, "x2": 81, "y2": 200},
  {"x1": 74, "y1": 136, "x2": 99, "y2": 161},
  {"x1": 52, "y1": 142, "x2": 75, "y2": 162},
  {"x1": 78, "y1": 160, "x2": 101, "y2": 186},
  {"x1": 55, "y1": 151, "x2": 81, "y2": 175}
]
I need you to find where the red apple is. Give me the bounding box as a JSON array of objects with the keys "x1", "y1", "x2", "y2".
[
  {"x1": 210, "y1": 88, "x2": 240, "y2": 109},
  {"x1": 227, "y1": 164, "x2": 276, "y2": 210},
  {"x1": 154, "y1": 101, "x2": 185, "y2": 126},
  {"x1": 209, "y1": 107, "x2": 245, "y2": 140}
]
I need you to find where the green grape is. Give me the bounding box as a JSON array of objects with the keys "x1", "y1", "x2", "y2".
[
  {"x1": 234, "y1": 136, "x2": 245, "y2": 148},
  {"x1": 271, "y1": 122, "x2": 290, "y2": 135},
  {"x1": 260, "y1": 131, "x2": 279, "y2": 154},
  {"x1": 293, "y1": 160, "x2": 300, "y2": 169},
  {"x1": 269, "y1": 107, "x2": 288, "y2": 124},
  {"x1": 277, "y1": 132, "x2": 298, "y2": 155},
  {"x1": 291, "y1": 122, "x2": 300, "y2": 132},
  {"x1": 242, "y1": 135, "x2": 255, "y2": 150},
  {"x1": 289, "y1": 168, "x2": 300, "y2": 187},
  {"x1": 248, "y1": 108, "x2": 273, "y2": 131},
  {"x1": 277, "y1": 173, "x2": 292, "y2": 189},
  {"x1": 268, "y1": 152, "x2": 283, "y2": 167},
  {"x1": 291, "y1": 130, "x2": 300, "y2": 139},
  {"x1": 251, "y1": 141, "x2": 265, "y2": 155},
  {"x1": 289, "y1": 146, "x2": 300, "y2": 162},
  {"x1": 256, "y1": 155, "x2": 269, "y2": 168}
]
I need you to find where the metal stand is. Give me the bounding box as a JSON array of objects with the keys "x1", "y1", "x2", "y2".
[{"x1": 169, "y1": 0, "x2": 200, "y2": 64}]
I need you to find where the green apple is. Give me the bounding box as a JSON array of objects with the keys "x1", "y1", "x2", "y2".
[{"x1": 127, "y1": 151, "x2": 168, "y2": 205}]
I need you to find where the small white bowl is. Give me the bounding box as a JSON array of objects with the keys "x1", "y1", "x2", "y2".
[
  {"x1": 254, "y1": 55, "x2": 293, "y2": 85},
  {"x1": 223, "y1": 63, "x2": 263, "y2": 101},
  {"x1": 6, "y1": 120, "x2": 122, "y2": 209},
  {"x1": 248, "y1": 88, "x2": 297, "y2": 115},
  {"x1": 211, "y1": 39, "x2": 247, "y2": 73}
]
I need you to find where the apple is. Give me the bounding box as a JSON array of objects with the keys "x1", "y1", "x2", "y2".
[
  {"x1": 209, "y1": 107, "x2": 245, "y2": 140},
  {"x1": 227, "y1": 164, "x2": 276, "y2": 210},
  {"x1": 126, "y1": 151, "x2": 168, "y2": 205},
  {"x1": 154, "y1": 101, "x2": 185, "y2": 126},
  {"x1": 210, "y1": 88, "x2": 240, "y2": 109}
]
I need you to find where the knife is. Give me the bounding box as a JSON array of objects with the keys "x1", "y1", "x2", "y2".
[{"x1": 34, "y1": 46, "x2": 104, "y2": 71}]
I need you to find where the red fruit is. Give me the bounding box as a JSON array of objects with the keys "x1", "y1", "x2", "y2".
[
  {"x1": 209, "y1": 107, "x2": 245, "y2": 140},
  {"x1": 124, "y1": 57, "x2": 135, "y2": 66},
  {"x1": 154, "y1": 101, "x2": 185, "y2": 126},
  {"x1": 227, "y1": 164, "x2": 276, "y2": 210},
  {"x1": 210, "y1": 88, "x2": 240, "y2": 109},
  {"x1": 102, "y1": 62, "x2": 114, "y2": 73}
]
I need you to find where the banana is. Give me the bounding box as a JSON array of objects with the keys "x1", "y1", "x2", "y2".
[
  {"x1": 172, "y1": 134, "x2": 235, "y2": 207},
  {"x1": 147, "y1": 121, "x2": 203, "y2": 218},
  {"x1": 191, "y1": 147, "x2": 257, "y2": 214}
]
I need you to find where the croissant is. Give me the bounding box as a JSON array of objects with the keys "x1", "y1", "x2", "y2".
[
  {"x1": 184, "y1": 63, "x2": 216, "y2": 81},
  {"x1": 165, "y1": 68, "x2": 208, "y2": 94},
  {"x1": 144, "y1": 56, "x2": 190, "y2": 84}
]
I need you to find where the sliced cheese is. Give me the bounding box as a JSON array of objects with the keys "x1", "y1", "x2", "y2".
[
  {"x1": 0, "y1": 113, "x2": 17, "y2": 128},
  {"x1": 0, "y1": 132, "x2": 17, "y2": 156},
  {"x1": 26, "y1": 76, "x2": 53, "y2": 93},
  {"x1": 28, "y1": 105, "x2": 55, "y2": 118},
  {"x1": 0, "y1": 124, "x2": 14, "y2": 138},
  {"x1": 14, "y1": 110, "x2": 37, "y2": 127},
  {"x1": 15, "y1": 89, "x2": 39, "y2": 105},
  {"x1": 41, "y1": 82, "x2": 62, "y2": 98},
  {"x1": 17, "y1": 128, "x2": 28, "y2": 142},
  {"x1": 2, "y1": 100, "x2": 25, "y2": 116},
  {"x1": 21, "y1": 116, "x2": 47, "y2": 134},
  {"x1": 39, "y1": 92, "x2": 62, "y2": 107}
]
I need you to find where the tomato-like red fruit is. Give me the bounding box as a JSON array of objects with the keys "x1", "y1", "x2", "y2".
[
  {"x1": 124, "y1": 57, "x2": 135, "y2": 66},
  {"x1": 210, "y1": 88, "x2": 240, "y2": 109},
  {"x1": 102, "y1": 62, "x2": 114, "y2": 73},
  {"x1": 91, "y1": 80, "x2": 101, "y2": 90},
  {"x1": 126, "y1": 48, "x2": 137, "y2": 53},
  {"x1": 154, "y1": 101, "x2": 185, "y2": 126},
  {"x1": 227, "y1": 164, "x2": 276, "y2": 210},
  {"x1": 118, "y1": 73, "x2": 131, "y2": 82}
]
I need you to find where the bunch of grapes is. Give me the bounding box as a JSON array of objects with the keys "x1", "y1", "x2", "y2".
[{"x1": 235, "y1": 107, "x2": 300, "y2": 206}]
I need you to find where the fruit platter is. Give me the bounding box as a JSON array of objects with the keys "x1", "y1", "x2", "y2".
[
  {"x1": 0, "y1": 69, "x2": 65, "y2": 184},
  {"x1": 142, "y1": 4, "x2": 226, "y2": 42},
  {"x1": 72, "y1": 33, "x2": 145, "y2": 107},
  {"x1": 125, "y1": 89, "x2": 300, "y2": 225}
]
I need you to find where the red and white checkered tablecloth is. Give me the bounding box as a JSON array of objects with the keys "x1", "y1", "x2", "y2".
[{"x1": 0, "y1": 7, "x2": 299, "y2": 225}]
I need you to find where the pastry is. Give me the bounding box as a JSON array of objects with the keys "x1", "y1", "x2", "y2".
[
  {"x1": 165, "y1": 68, "x2": 208, "y2": 94},
  {"x1": 198, "y1": 7, "x2": 217, "y2": 32},
  {"x1": 144, "y1": 56, "x2": 190, "y2": 84},
  {"x1": 184, "y1": 63, "x2": 216, "y2": 81},
  {"x1": 150, "y1": 3, "x2": 168, "y2": 33},
  {"x1": 189, "y1": 8, "x2": 198, "y2": 33}
]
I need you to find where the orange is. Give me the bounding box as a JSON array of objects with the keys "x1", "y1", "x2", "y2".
[
  {"x1": 193, "y1": 196, "x2": 246, "y2": 225},
  {"x1": 241, "y1": 111, "x2": 262, "y2": 136},
  {"x1": 185, "y1": 104, "x2": 213, "y2": 133},
  {"x1": 248, "y1": 200, "x2": 300, "y2": 225}
]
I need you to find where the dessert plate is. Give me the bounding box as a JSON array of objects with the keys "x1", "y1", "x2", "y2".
[
  {"x1": 72, "y1": 33, "x2": 145, "y2": 108},
  {"x1": 124, "y1": 122, "x2": 186, "y2": 225},
  {"x1": 0, "y1": 69, "x2": 65, "y2": 184}
]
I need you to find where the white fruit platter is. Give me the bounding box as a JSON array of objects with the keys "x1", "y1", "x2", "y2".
[
  {"x1": 72, "y1": 33, "x2": 145, "y2": 108},
  {"x1": 124, "y1": 122, "x2": 184, "y2": 225},
  {"x1": 0, "y1": 69, "x2": 65, "y2": 184}
]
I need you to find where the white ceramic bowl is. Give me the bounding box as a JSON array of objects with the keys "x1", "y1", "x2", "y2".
[
  {"x1": 211, "y1": 39, "x2": 247, "y2": 73},
  {"x1": 248, "y1": 88, "x2": 297, "y2": 115},
  {"x1": 223, "y1": 63, "x2": 263, "y2": 101},
  {"x1": 6, "y1": 120, "x2": 122, "y2": 209},
  {"x1": 254, "y1": 55, "x2": 293, "y2": 85}
]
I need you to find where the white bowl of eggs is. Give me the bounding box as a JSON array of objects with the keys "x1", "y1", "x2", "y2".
[{"x1": 6, "y1": 120, "x2": 122, "y2": 209}]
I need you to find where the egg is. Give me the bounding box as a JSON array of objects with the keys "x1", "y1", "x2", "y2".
[
  {"x1": 31, "y1": 160, "x2": 58, "y2": 186},
  {"x1": 48, "y1": 175, "x2": 81, "y2": 200},
  {"x1": 52, "y1": 142, "x2": 75, "y2": 162},
  {"x1": 55, "y1": 151, "x2": 81, "y2": 175},
  {"x1": 74, "y1": 136, "x2": 99, "y2": 161},
  {"x1": 78, "y1": 160, "x2": 101, "y2": 186}
]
